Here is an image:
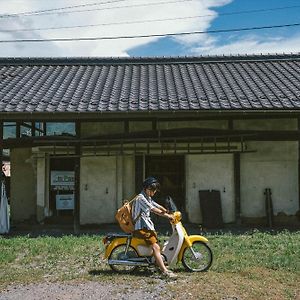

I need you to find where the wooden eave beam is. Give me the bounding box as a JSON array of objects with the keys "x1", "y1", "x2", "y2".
[
  {"x1": 1, "y1": 110, "x2": 300, "y2": 122},
  {"x1": 3, "y1": 130, "x2": 300, "y2": 149}
]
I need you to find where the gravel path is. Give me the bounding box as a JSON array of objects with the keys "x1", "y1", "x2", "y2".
[{"x1": 0, "y1": 280, "x2": 175, "y2": 300}]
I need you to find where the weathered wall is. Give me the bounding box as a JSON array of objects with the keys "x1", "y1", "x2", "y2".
[
  {"x1": 81, "y1": 119, "x2": 229, "y2": 138},
  {"x1": 234, "y1": 118, "x2": 297, "y2": 131},
  {"x1": 240, "y1": 141, "x2": 298, "y2": 218},
  {"x1": 234, "y1": 119, "x2": 299, "y2": 220},
  {"x1": 122, "y1": 155, "x2": 135, "y2": 200},
  {"x1": 129, "y1": 121, "x2": 152, "y2": 132},
  {"x1": 80, "y1": 156, "x2": 117, "y2": 224},
  {"x1": 10, "y1": 148, "x2": 36, "y2": 222},
  {"x1": 186, "y1": 154, "x2": 234, "y2": 224},
  {"x1": 158, "y1": 120, "x2": 228, "y2": 130},
  {"x1": 23, "y1": 118, "x2": 299, "y2": 226},
  {"x1": 81, "y1": 122, "x2": 124, "y2": 138},
  {"x1": 78, "y1": 118, "x2": 299, "y2": 225}
]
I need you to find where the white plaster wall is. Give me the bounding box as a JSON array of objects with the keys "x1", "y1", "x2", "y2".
[
  {"x1": 122, "y1": 155, "x2": 135, "y2": 200},
  {"x1": 240, "y1": 141, "x2": 298, "y2": 217},
  {"x1": 186, "y1": 154, "x2": 234, "y2": 224},
  {"x1": 10, "y1": 148, "x2": 36, "y2": 222},
  {"x1": 80, "y1": 156, "x2": 117, "y2": 224}
]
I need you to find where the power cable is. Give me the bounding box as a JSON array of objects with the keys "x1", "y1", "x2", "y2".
[
  {"x1": 1, "y1": 4, "x2": 299, "y2": 32},
  {"x1": 0, "y1": 0, "x2": 129, "y2": 18},
  {"x1": 0, "y1": 0, "x2": 195, "y2": 18},
  {"x1": 0, "y1": 22, "x2": 299, "y2": 43}
]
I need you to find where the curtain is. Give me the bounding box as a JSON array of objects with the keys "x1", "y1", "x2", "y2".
[{"x1": 0, "y1": 181, "x2": 9, "y2": 234}]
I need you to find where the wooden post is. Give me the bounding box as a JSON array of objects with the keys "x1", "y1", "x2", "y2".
[
  {"x1": 0, "y1": 121, "x2": 3, "y2": 203},
  {"x1": 229, "y1": 119, "x2": 241, "y2": 224},
  {"x1": 74, "y1": 121, "x2": 81, "y2": 234},
  {"x1": 16, "y1": 122, "x2": 21, "y2": 138},
  {"x1": 43, "y1": 122, "x2": 47, "y2": 136},
  {"x1": 298, "y1": 117, "x2": 300, "y2": 210},
  {"x1": 31, "y1": 122, "x2": 36, "y2": 137}
]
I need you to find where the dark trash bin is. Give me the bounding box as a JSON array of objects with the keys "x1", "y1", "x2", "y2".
[{"x1": 199, "y1": 190, "x2": 223, "y2": 228}]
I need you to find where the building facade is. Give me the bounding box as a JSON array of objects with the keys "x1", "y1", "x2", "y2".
[{"x1": 1, "y1": 54, "x2": 300, "y2": 229}]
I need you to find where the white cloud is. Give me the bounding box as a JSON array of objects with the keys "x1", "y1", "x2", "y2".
[
  {"x1": 0, "y1": 0, "x2": 232, "y2": 57},
  {"x1": 5, "y1": 0, "x2": 298, "y2": 58},
  {"x1": 191, "y1": 34, "x2": 300, "y2": 55}
]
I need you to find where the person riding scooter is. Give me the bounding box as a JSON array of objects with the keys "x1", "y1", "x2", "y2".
[{"x1": 132, "y1": 177, "x2": 177, "y2": 278}]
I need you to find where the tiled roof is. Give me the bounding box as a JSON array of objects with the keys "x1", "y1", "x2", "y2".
[{"x1": 1, "y1": 54, "x2": 300, "y2": 113}]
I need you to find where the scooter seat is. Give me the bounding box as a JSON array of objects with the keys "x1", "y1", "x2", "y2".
[{"x1": 106, "y1": 232, "x2": 132, "y2": 238}]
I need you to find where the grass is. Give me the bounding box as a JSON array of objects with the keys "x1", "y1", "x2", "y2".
[{"x1": 0, "y1": 230, "x2": 299, "y2": 299}]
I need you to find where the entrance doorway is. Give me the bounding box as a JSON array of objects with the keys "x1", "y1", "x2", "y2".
[
  {"x1": 145, "y1": 155, "x2": 185, "y2": 212},
  {"x1": 48, "y1": 157, "x2": 75, "y2": 224}
]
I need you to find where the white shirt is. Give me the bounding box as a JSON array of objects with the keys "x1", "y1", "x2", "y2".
[{"x1": 132, "y1": 191, "x2": 160, "y2": 231}]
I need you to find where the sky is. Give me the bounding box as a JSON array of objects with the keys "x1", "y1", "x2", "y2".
[{"x1": 0, "y1": 0, "x2": 300, "y2": 57}]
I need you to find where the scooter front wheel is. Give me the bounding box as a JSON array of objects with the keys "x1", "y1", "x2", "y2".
[
  {"x1": 108, "y1": 244, "x2": 138, "y2": 273},
  {"x1": 182, "y1": 241, "x2": 213, "y2": 272}
]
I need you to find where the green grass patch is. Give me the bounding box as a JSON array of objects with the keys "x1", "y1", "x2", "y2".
[
  {"x1": 207, "y1": 230, "x2": 300, "y2": 273},
  {"x1": 0, "y1": 230, "x2": 299, "y2": 299}
]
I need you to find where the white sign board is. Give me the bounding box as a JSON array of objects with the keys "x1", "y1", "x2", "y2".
[
  {"x1": 56, "y1": 194, "x2": 74, "y2": 210},
  {"x1": 51, "y1": 171, "x2": 74, "y2": 186}
]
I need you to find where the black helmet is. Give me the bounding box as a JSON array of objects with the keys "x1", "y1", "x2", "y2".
[{"x1": 143, "y1": 177, "x2": 160, "y2": 191}]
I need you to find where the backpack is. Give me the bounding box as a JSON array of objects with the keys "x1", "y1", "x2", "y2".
[{"x1": 115, "y1": 196, "x2": 140, "y2": 233}]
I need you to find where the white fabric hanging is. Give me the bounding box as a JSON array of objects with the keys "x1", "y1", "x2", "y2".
[{"x1": 0, "y1": 181, "x2": 10, "y2": 234}]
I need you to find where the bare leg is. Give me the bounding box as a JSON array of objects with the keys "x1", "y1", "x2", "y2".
[{"x1": 151, "y1": 243, "x2": 168, "y2": 273}]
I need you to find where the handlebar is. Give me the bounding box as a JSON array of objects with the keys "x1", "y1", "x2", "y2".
[{"x1": 170, "y1": 211, "x2": 182, "y2": 224}]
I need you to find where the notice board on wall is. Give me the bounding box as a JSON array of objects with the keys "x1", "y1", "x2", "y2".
[
  {"x1": 199, "y1": 190, "x2": 223, "y2": 228},
  {"x1": 56, "y1": 194, "x2": 74, "y2": 210}
]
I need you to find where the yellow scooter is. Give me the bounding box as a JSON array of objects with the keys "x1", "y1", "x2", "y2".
[{"x1": 102, "y1": 197, "x2": 213, "y2": 273}]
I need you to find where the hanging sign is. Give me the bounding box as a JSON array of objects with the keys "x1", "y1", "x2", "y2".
[
  {"x1": 51, "y1": 171, "x2": 74, "y2": 186},
  {"x1": 56, "y1": 194, "x2": 74, "y2": 210}
]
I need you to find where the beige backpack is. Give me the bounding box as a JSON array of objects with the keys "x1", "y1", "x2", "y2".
[{"x1": 115, "y1": 196, "x2": 140, "y2": 233}]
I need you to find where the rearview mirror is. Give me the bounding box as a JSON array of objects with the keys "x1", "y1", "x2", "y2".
[{"x1": 165, "y1": 196, "x2": 178, "y2": 212}]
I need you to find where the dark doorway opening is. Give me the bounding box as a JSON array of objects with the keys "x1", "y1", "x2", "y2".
[
  {"x1": 145, "y1": 155, "x2": 185, "y2": 213},
  {"x1": 47, "y1": 157, "x2": 75, "y2": 224}
]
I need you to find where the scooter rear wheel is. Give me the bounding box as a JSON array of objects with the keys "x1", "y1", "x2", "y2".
[
  {"x1": 108, "y1": 244, "x2": 138, "y2": 273},
  {"x1": 182, "y1": 241, "x2": 213, "y2": 272}
]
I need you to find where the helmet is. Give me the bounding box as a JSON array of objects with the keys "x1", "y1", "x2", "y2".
[{"x1": 143, "y1": 176, "x2": 160, "y2": 191}]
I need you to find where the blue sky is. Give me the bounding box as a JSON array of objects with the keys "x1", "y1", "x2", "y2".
[
  {"x1": 129, "y1": 0, "x2": 300, "y2": 56},
  {"x1": 0, "y1": 0, "x2": 300, "y2": 57}
]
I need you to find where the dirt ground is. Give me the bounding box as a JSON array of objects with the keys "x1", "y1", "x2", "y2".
[{"x1": 0, "y1": 280, "x2": 175, "y2": 300}]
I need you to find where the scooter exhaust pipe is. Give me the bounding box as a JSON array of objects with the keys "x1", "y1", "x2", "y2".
[{"x1": 108, "y1": 259, "x2": 149, "y2": 267}]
